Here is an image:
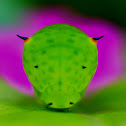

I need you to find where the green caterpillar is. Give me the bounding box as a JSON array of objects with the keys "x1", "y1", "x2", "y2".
[{"x1": 17, "y1": 24, "x2": 103, "y2": 110}]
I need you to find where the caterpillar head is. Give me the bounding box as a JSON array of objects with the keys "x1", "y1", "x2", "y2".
[{"x1": 35, "y1": 84, "x2": 81, "y2": 109}]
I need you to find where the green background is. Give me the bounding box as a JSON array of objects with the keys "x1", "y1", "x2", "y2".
[{"x1": 1, "y1": 0, "x2": 126, "y2": 29}]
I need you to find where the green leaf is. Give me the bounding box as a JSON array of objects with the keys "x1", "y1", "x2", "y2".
[
  {"x1": 73, "y1": 78, "x2": 126, "y2": 114},
  {"x1": 0, "y1": 78, "x2": 126, "y2": 126}
]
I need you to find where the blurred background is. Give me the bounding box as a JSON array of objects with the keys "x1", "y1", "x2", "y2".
[
  {"x1": 0, "y1": 0, "x2": 126, "y2": 95},
  {"x1": 0, "y1": 0, "x2": 126, "y2": 126}
]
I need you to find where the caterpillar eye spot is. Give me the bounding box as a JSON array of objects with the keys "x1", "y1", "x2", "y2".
[
  {"x1": 48, "y1": 103, "x2": 53, "y2": 106},
  {"x1": 34, "y1": 65, "x2": 38, "y2": 68},
  {"x1": 69, "y1": 102, "x2": 74, "y2": 105},
  {"x1": 82, "y1": 66, "x2": 86, "y2": 69}
]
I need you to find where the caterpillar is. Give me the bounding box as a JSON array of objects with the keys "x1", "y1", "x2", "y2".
[{"x1": 17, "y1": 23, "x2": 103, "y2": 110}]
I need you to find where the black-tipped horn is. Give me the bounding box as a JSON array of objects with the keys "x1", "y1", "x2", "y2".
[
  {"x1": 93, "y1": 36, "x2": 104, "y2": 40},
  {"x1": 17, "y1": 34, "x2": 28, "y2": 40}
]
